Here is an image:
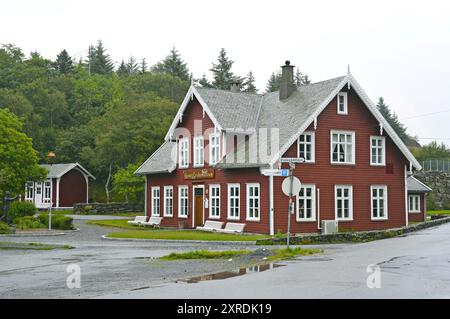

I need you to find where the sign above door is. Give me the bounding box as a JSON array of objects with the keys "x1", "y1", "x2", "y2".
[{"x1": 183, "y1": 168, "x2": 215, "y2": 180}]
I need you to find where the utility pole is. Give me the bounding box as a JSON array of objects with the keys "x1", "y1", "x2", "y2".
[{"x1": 286, "y1": 161, "x2": 295, "y2": 248}]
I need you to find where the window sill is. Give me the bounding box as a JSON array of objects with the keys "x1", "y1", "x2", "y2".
[
  {"x1": 296, "y1": 219, "x2": 316, "y2": 223},
  {"x1": 246, "y1": 218, "x2": 260, "y2": 222},
  {"x1": 409, "y1": 211, "x2": 421, "y2": 214},
  {"x1": 370, "y1": 163, "x2": 386, "y2": 167},
  {"x1": 337, "y1": 218, "x2": 353, "y2": 222},
  {"x1": 208, "y1": 215, "x2": 221, "y2": 220},
  {"x1": 371, "y1": 218, "x2": 388, "y2": 221},
  {"x1": 163, "y1": 214, "x2": 173, "y2": 218},
  {"x1": 227, "y1": 216, "x2": 240, "y2": 221},
  {"x1": 177, "y1": 215, "x2": 188, "y2": 219},
  {"x1": 193, "y1": 164, "x2": 204, "y2": 168},
  {"x1": 330, "y1": 162, "x2": 355, "y2": 166}
]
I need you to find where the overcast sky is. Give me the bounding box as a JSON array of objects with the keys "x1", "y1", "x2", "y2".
[{"x1": 1, "y1": 0, "x2": 450, "y2": 148}]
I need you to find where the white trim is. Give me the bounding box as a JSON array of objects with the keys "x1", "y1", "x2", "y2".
[
  {"x1": 297, "y1": 131, "x2": 315, "y2": 163},
  {"x1": 208, "y1": 184, "x2": 221, "y2": 219},
  {"x1": 269, "y1": 175, "x2": 274, "y2": 236},
  {"x1": 246, "y1": 183, "x2": 261, "y2": 222},
  {"x1": 408, "y1": 194, "x2": 421, "y2": 213},
  {"x1": 227, "y1": 183, "x2": 240, "y2": 220},
  {"x1": 163, "y1": 186, "x2": 174, "y2": 217},
  {"x1": 409, "y1": 176, "x2": 433, "y2": 192},
  {"x1": 371, "y1": 185, "x2": 388, "y2": 220},
  {"x1": 337, "y1": 92, "x2": 348, "y2": 115},
  {"x1": 178, "y1": 137, "x2": 189, "y2": 169},
  {"x1": 144, "y1": 176, "x2": 147, "y2": 216},
  {"x1": 335, "y1": 185, "x2": 353, "y2": 221},
  {"x1": 330, "y1": 130, "x2": 355, "y2": 165},
  {"x1": 192, "y1": 185, "x2": 205, "y2": 228},
  {"x1": 209, "y1": 133, "x2": 221, "y2": 166},
  {"x1": 404, "y1": 165, "x2": 409, "y2": 225},
  {"x1": 56, "y1": 178, "x2": 60, "y2": 208},
  {"x1": 178, "y1": 185, "x2": 189, "y2": 218},
  {"x1": 370, "y1": 136, "x2": 386, "y2": 166},
  {"x1": 164, "y1": 86, "x2": 223, "y2": 141},
  {"x1": 151, "y1": 186, "x2": 160, "y2": 217},
  {"x1": 193, "y1": 135, "x2": 204, "y2": 168},
  {"x1": 296, "y1": 184, "x2": 316, "y2": 222},
  {"x1": 270, "y1": 75, "x2": 421, "y2": 170}
]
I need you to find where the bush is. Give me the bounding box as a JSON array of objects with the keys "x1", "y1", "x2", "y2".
[
  {"x1": 38, "y1": 214, "x2": 74, "y2": 230},
  {"x1": 13, "y1": 216, "x2": 46, "y2": 230},
  {"x1": 8, "y1": 201, "x2": 37, "y2": 221},
  {"x1": 0, "y1": 221, "x2": 13, "y2": 234}
]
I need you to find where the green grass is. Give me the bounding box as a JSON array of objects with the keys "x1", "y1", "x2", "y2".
[
  {"x1": 0, "y1": 242, "x2": 73, "y2": 250},
  {"x1": 427, "y1": 210, "x2": 450, "y2": 216},
  {"x1": 107, "y1": 230, "x2": 269, "y2": 241},
  {"x1": 160, "y1": 249, "x2": 252, "y2": 260},
  {"x1": 48, "y1": 210, "x2": 73, "y2": 215},
  {"x1": 267, "y1": 247, "x2": 323, "y2": 261},
  {"x1": 87, "y1": 219, "x2": 142, "y2": 230}
]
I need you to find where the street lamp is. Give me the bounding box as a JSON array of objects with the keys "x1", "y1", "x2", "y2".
[{"x1": 47, "y1": 152, "x2": 56, "y2": 230}]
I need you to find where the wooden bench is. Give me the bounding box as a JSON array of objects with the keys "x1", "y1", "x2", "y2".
[
  {"x1": 142, "y1": 216, "x2": 162, "y2": 228},
  {"x1": 216, "y1": 222, "x2": 246, "y2": 234},
  {"x1": 196, "y1": 220, "x2": 224, "y2": 232},
  {"x1": 127, "y1": 216, "x2": 147, "y2": 226}
]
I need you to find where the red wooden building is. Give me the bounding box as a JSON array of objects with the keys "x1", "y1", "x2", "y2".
[
  {"x1": 25, "y1": 163, "x2": 95, "y2": 209},
  {"x1": 136, "y1": 61, "x2": 430, "y2": 235}
]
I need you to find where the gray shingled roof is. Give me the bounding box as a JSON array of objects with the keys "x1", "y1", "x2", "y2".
[
  {"x1": 407, "y1": 176, "x2": 432, "y2": 193},
  {"x1": 40, "y1": 163, "x2": 95, "y2": 179},
  {"x1": 135, "y1": 141, "x2": 177, "y2": 175}
]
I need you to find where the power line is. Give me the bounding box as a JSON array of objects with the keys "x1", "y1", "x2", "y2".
[{"x1": 402, "y1": 109, "x2": 450, "y2": 120}]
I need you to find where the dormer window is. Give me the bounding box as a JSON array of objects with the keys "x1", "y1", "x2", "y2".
[
  {"x1": 179, "y1": 138, "x2": 189, "y2": 168},
  {"x1": 337, "y1": 92, "x2": 348, "y2": 115}
]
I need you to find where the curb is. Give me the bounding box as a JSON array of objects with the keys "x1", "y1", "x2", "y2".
[
  {"x1": 101, "y1": 235, "x2": 256, "y2": 245},
  {"x1": 0, "y1": 228, "x2": 80, "y2": 237}
]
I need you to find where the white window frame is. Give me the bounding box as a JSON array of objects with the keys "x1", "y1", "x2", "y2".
[
  {"x1": 370, "y1": 136, "x2": 386, "y2": 166},
  {"x1": 296, "y1": 184, "x2": 316, "y2": 222},
  {"x1": 151, "y1": 186, "x2": 160, "y2": 217},
  {"x1": 178, "y1": 137, "x2": 189, "y2": 168},
  {"x1": 209, "y1": 184, "x2": 221, "y2": 219},
  {"x1": 246, "y1": 183, "x2": 260, "y2": 221},
  {"x1": 163, "y1": 186, "x2": 173, "y2": 217},
  {"x1": 43, "y1": 180, "x2": 52, "y2": 204},
  {"x1": 227, "y1": 183, "x2": 240, "y2": 220},
  {"x1": 371, "y1": 185, "x2": 388, "y2": 220},
  {"x1": 193, "y1": 135, "x2": 204, "y2": 167},
  {"x1": 408, "y1": 194, "x2": 421, "y2": 213},
  {"x1": 178, "y1": 185, "x2": 189, "y2": 218},
  {"x1": 337, "y1": 92, "x2": 348, "y2": 115},
  {"x1": 297, "y1": 132, "x2": 315, "y2": 163},
  {"x1": 330, "y1": 130, "x2": 355, "y2": 165},
  {"x1": 25, "y1": 182, "x2": 34, "y2": 201},
  {"x1": 335, "y1": 185, "x2": 353, "y2": 221},
  {"x1": 209, "y1": 133, "x2": 221, "y2": 166}
]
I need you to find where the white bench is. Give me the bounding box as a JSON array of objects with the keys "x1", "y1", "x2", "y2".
[
  {"x1": 142, "y1": 216, "x2": 163, "y2": 228},
  {"x1": 127, "y1": 216, "x2": 147, "y2": 226},
  {"x1": 216, "y1": 222, "x2": 246, "y2": 234},
  {"x1": 196, "y1": 220, "x2": 224, "y2": 232}
]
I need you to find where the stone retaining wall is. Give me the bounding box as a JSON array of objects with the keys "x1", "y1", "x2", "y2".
[
  {"x1": 73, "y1": 202, "x2": 144, "y2": 215},
  {"x1": 256, "y1": 216, "x2": 450, "y2": 245},
  {"x1": 414, "y1": 172, "x2": 450, "y2": 210}
]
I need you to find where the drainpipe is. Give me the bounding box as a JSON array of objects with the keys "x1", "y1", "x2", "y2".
[
  {"x1": 269, "y1": 175, "x2": 274, "y2": 236},
  {"x1": 317, "y1": 188, "x2": 321, "y2": 231},
  {"x1": 404, "y1": 165, "x2": 409, "y2": 226}
]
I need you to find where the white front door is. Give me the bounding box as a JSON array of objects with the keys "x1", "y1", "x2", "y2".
[{"x1": 35, "y1": 182, "x2": 43, "y2": 207}]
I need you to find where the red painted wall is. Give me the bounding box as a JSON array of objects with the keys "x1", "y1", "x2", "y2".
[
  {"x1": 408, "y1": 193, "x2": 426, "y2": 222},
  {"x1": 59, "y1": 169, "x2": 87, "y2": 207},
  {"x1": 146, "y1": 87, "x2": 409, "y2": 234}
]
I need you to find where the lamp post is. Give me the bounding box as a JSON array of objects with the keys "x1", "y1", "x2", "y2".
[{"x1": 47, "y1": 152, "x2": 56, "y2": 230}]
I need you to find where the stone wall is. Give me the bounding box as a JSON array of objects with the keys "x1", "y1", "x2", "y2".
[
  {"x1": 413, "y1": 172, "x2": 450, "y2": 210},
  {"x1": 73, "y1": 202, "x2": 144, "y2": 215}
]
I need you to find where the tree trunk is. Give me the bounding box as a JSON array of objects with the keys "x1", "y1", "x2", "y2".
[{"x1": 105, "y1": 163, "x2": 112, "y2": 203}]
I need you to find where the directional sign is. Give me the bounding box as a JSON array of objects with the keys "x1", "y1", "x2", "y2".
[
  {"x1": 281, "y1": 176, "x2": 302, "y2": 196},
  {"x1": 280, "y1": 157, "x2": 305, "y2": 164},
  {"x1": 261, "y1": 169, "x2": 289, "y2": 177}
]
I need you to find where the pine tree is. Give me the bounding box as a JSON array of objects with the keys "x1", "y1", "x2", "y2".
[
  {"x1": 266, "y1": 72, "x2": 282, "y2": 92},
  {"x1": 54, "y1": 49, "x2": 73, "y2": 74},
  {"x1": 197, "y1": 73, "x2": 212, "y2": 88},
  {"x1": 243, "y1": 71, "x2": 257, "y2": 93},
  {"x1": 126, "y1": 56, "x2": 139, "y2": 74},
  {"x1": 87, "y1": 40, "x2": 115, "y2": 75},
  {"x1": 152, "y1": 47, "x2": 190, "y2": 80},
  {"x1": 140, "y1": 58, "x2": 148, "y2": 73},
  {"x1": 210, "y1": 48, "x2": 242, "y2": 90},
  {"x1": 116, "y1": 60, "x2": 129, "y2": 77},
  {"x1": 294, "y1": 67, "x2": 311, "y2": 86}
]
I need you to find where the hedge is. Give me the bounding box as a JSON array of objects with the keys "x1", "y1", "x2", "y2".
[
  {"x1": 13, "y1": 216, "x2": 46, "y2": 230},
  {"x1": 38, "y1": 214, "x2": 74, "y2": 230},
  {"x1": 8, "y1": 201, "x2": 37, "y2": 221}
]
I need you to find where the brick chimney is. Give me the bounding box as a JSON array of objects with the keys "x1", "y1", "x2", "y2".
[
  {"x1": 230, "y1": 82, "x2": 240, "y2": 93},
  {"x1": 279, "y1": 60, "x2": 296, "y2": 100}
]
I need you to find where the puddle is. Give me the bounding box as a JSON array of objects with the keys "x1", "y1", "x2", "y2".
[{"x1": 184, "y1": 263, "x2": 284, "y2": 284}]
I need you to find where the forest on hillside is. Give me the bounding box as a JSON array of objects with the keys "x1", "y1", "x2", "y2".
[{"x1": 1, "y1": 41, "x2": 449, "y2": 203}]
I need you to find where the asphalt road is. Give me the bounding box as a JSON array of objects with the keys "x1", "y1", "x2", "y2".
[{"x1": 1, "y1": 216, "x2": 449, "y2": 298}]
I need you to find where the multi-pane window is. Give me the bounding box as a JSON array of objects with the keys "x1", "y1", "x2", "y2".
[
  {"x1": 179, "y1": 138, "x2": 189, "y2": 168},
  {"x1": 43, "y1": 181, "x2": 51, "y2": 204},
  {"x1": 178, "y1": 186, "x2": 189, "y2": 217},
  {"x1": 335, "y1": 185, "x2": 353, "y2": 220},
  {"x1": 25, "y1": 182, "x2": 34, "y2": 201},
  {"x1": 246, "y1": 183, "x2": 260, "y2": 221},
  {"x1": 209, "y1": 133, "x2": 221, "y2": 165},
  {"x1": 209, "y1": 184, "x2": 220, "y2": 218},
  {"x1": 409, "y1": 195, "x2": 420, "y2": 213},
  {"x1": 164, "y1": 186, "x2": 173, "y2": 217},
  {"x1": 337, "y1": 92, "x2": 348, "y2": 114},
  {"x1": 151, "y1": 187, "x2": 160, "y2": 216},
  {"x1": 371, "y1": 185, "x2": 388, "y2": 220},
  {"x1": 227, "y1": 184, "x2": 240, "y2": 219},
  {"x1": 193, "y1": 136, "x2": 204, "y2": 167},
  {"x1": 297, "y1": 185, "x2": 316, "y2": 221},
  {"x1": 298, "y1": 132, "x2": 315, "y2": 162},
  {"x1": 331, "y1": 130, "x2": 355, "y2": 164},
  {"x1": 370, "y1": 136, "x2": 385, "y2": 166}
]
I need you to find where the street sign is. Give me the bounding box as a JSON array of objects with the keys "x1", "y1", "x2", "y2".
[
  {"x1": 282, "y1": 176, "x2": 301, "y2": 196},
  {"x1": 280, "y1": 157, "x2": 305, "y2": 164},
  {"x1": 261, "y1": 169, "x2": 289, "y2": 177}
]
